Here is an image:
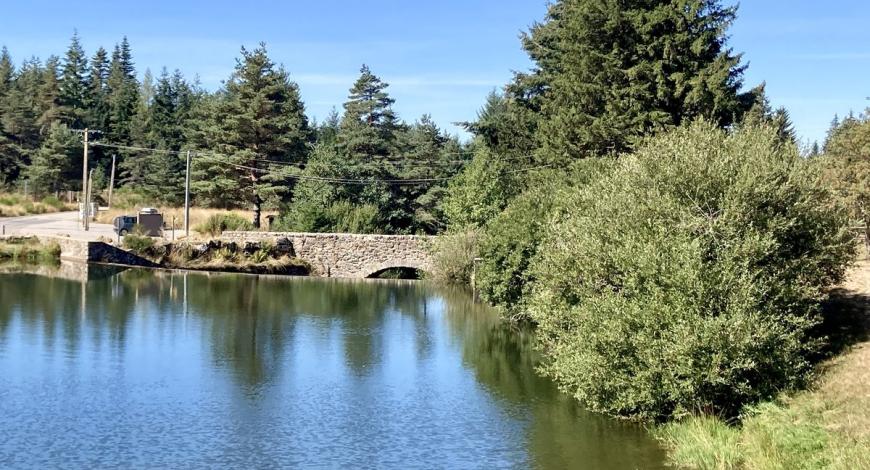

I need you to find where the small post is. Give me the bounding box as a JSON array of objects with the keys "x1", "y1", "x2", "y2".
[
  {"x1": 108, "y1": 153, "x2": 116, "y2": 208},
  {"x1": 87, "y1": 169, "x2": 94, "y2": 222},
  {"x1": 184, "y1": 150, "x2": 192, "y2": 238},
  {"x1": 472, "y1": 257, "x2": 483, "y2": 301}
]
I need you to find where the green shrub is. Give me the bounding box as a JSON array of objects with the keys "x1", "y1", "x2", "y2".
[
  {"x1": 428, "y1": 229, "x2": 480, "y2": 284},
  {"x1": 528, "y1": 121, "x2": 855, "y2": 421},
  {"x1": 250, "y1": 248, "x2": 270, "y2": 263},
  {"x1": 195, "y1": 213, "x2": 254, "y2": 236},
  {"x1": 123, "y1": 233, "x2": 155, "y2": 253},
  {"x1": 477, "y1": 161, "x2": 613, "y2": 319},
  {"x1": 442, "y1": 145, "x2": 523, "y2": 229},
  {"x1": 41, "y1": 195, "x2": 65, "y2": 210},
  {"x1": 0, "y1": 194, "x2": 22, "y2": 206},
  {"x1": 276, "y1": 200, "x2": 383, "y2": 234}
]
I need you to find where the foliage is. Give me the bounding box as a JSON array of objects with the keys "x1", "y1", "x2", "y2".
[
  {"x1": 657, "y1": 341, "x2": 870, "y2": 469},
  {"x1": 527, "y1": 122, "x2": 855, "y2": 421},
  {"x1": 477, "y1": 160, "x2": 613, "y2": 319},
  {"x1": 821, "y1": 112, "x2": 870, "y2": 252},
  {"x1": 511, "y1": 0, "x2": 755, "y2": 163},
  {"x1": 0, "y1": 238, "x2": 61, "y2": 264},
  {"x1": 192, "y1": 43, "x2": 311, "y2": 228},
  {"x1": 194, "y1": 212, "x2": 255, "y2": 236},
  {"x1": 428, "y1": 229, "x2": 480, "y2": 285},
  {"x1": 442, "y1": 144, "x2": 523, "y2": 230},
  {"x1": 122, "y1": 233, "x2": 154, "y2": 253},
  {"x1": 25, "y1": 122, "x2": 79, "y2": 194}
]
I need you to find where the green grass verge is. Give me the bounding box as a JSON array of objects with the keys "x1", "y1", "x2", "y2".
[{"x1": 656, "y1": 344, "x2": 870, "y2": 470}]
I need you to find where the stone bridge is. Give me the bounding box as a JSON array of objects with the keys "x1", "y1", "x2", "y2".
[{"x1": 221, "y1": 231, "x2": 435, "y2": 279}]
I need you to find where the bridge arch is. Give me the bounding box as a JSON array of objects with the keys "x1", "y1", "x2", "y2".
[{"x1": 221, "y1": 231, "x2": 434, "y2": 279}]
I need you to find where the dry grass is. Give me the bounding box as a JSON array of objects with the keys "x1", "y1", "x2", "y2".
[
  {"x1": 95, "y1": 207, "x2": 275, "y2": 238},
  {"x1": 658, "y1": 262, "x2": 870, "y2": 469},
  {"x1": 0, "y1": 193, "x2": 75, "y2": 217}
]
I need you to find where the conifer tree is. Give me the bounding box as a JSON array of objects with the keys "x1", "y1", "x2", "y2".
[
  {"x1": 36, "y1": 57, "x2": 62, "y2": 133},
  {"x1": 106, "y1": 39, "x2": 139, "y2": 145},
  {"x1": 25, "y1": 122, "x2": 79, "y2": 193},
  {"x1": 3, "y1": 58, "x2": 42, "y2": 151},
  {"x1": 87, "y1": 47, "x2": 110, "y2": 129},
  {"x1": 194, "y1": 44, "x2": 311, "y2": 227},
  {"x1": 521, "y1": 0, "x2": 754, "y2": 162},
  {"x1": 59, "y1": 32, "x2": 89, "y2": 127},
  {"x1": 0, "y1": 47, "x2": 13, "y2": 100}
]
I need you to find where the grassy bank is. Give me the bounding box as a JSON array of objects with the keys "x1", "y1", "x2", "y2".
[
  {"x1": 656, "y1": 262, "x2": 870, "y2": 469},
  {"x1": 123, "y1": 234, "x2": 309, "y2": 275},
  {"x1": 0, "y1": 237, "x2": 61, "y2": 264},
  {"x1": 0, "y1": 193, "x2": 75, "y2": 217}
]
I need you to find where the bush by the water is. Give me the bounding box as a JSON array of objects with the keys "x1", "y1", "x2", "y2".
[
  {"x1": 122, "y1": 233, "x2": 155, "y2": 253},
  {"x1": 428, "y1": 229, "x2": 480, "y2": 285},
  {"x1": 476, "y1": 160, "x2": 613, "y2": 320},
  {"x1": 195, "y1": 213, "x2": 255, "y2": 236},
  {"x1": 527, "y1": 122, "x2": 855, "y2": 421}
]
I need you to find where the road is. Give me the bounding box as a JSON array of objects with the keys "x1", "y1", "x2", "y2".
[{"x1": 0, "y1": 211, "x2": 116, "y2": 241}]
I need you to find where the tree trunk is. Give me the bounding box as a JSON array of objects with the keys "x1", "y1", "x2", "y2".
[{"x1": 253, "y1": 193, "x2": 262, "y2": 229}]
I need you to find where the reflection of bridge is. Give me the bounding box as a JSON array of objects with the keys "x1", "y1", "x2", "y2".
[{"x1": 221, "y1": 231, "x2": 434, "y2": 279}]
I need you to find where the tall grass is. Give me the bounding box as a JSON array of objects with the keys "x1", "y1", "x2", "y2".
[
  {"x1": 657, "y1": 343, "x2": 870, "y2": 470},
  {"x1": 0, "y1": 192, "x2": 75, "y2": 217}
]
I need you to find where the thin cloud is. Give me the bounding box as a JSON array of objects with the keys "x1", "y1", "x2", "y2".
[{"x1": 792, "y1": 52, "x2": 870, "y2": 61}]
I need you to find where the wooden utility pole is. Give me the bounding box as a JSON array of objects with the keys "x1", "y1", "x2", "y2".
[
  {"x1": 184, "y1": 150, "x2": 192, "y2": 238},
  {"x1": 108, "y1": 153, "x2": 116, "y2": 208},
  {"x1": 82, "y1": 128, "x2": 89, "y2": 231}
]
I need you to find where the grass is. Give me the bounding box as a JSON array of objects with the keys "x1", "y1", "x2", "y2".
[
  {"x1": 0, "y1": 192, "x2": 75, "y2": 217},
  {"x1": 0, "y1": 237, "x2": 61, "y2": 264},
  {"x1": 128, "y1": 239, "x2": 309, "y2": 276},
  {"x1": 95, "y1": 206, "x2": 272, "y2": 238},
  {"x1": 656, "y1": 261, "x2": 870, "y2": 470}
]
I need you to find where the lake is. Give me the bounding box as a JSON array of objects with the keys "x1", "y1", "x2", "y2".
[{"x1": 0, "y1": 265, "x2": 664, "y2": 469}]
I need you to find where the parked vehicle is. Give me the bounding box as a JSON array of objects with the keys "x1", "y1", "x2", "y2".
[{"x1": 113, "y1": 208, "x2": 164, "y2": 236}]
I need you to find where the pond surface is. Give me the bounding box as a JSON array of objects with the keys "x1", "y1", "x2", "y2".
[{"x1": 0, "y1": 266, "x2": 664, "y2": 469}]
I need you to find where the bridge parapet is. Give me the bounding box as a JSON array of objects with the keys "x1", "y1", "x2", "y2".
[{"x1": 221, "y1": 231, "x2": 434, "y2": 278}]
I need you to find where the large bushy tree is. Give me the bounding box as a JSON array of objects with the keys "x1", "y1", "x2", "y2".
[
  {"x1": 516, "y1": 0, "x2": 755, "y2": 162},
  {"x1": 194, "y1": 44, "x2": 311, "y2": 227},
  {"x1": 527, "y1": 121, "x2": 854, "y2": 421}
]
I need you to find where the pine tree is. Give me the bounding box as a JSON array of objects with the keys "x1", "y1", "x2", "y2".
[
  {"x1": 0, "y1": 47, "x2": 13, "y2": 100},
  {"x1": 59, "y1": 32, "x2": 89, "y2": 127},
  {"x1": 36, "y1": 56, "x2": 62, "y2": 133},
  {"x1": 395, "y1": 115, "x2": 467, "y2": 233},
  {"x1": 522, "y1": 0, "x2": 754, "y2": 162},
  {"x1": 25, "y1": 122, "x2": 79, "y2": 194},
  {"x1": 87, "y1": 47, "x2": 110, "y2": 129},
  {"x1": 194, "y1": 44, "x2": 311, "y2": 227},
  {"x1": 106, "y1": 39, "x2": 139, "y2": 145},
  {"x1": 3, "y1": 58, "x2": 42, "y2": 151},
  {"x1": 741, "y1": 84, "x2": 796, "y2": 144}
]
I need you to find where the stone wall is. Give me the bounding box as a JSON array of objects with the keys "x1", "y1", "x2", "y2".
[
  {"x1": 221, "y1": 231, "x2": 434, "y2": 278},
  {"x1": 37, "y1": 235, "x2": 157, "y2": 268}
]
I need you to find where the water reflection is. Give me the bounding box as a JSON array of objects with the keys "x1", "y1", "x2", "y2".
[{"x1": 0, "y1": 267, "x2": 664, "y2": 469}]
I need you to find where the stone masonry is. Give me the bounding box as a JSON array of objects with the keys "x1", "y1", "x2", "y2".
[{"x1": 221, "y1": 231, "x2": 434, "y2": 278}]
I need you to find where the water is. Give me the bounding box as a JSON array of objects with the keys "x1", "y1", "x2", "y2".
[{"x1": 0, "y1": 266, "x2": 665, "y2": 469}]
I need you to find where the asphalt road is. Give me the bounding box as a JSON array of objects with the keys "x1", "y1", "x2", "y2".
[{"x1": 0, "y1": 211, "x2": 116, "y2": 241}]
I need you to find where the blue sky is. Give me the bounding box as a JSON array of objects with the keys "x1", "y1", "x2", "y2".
[{"x1": 1, "y1": 1, "x2": 868, "y2": 144}]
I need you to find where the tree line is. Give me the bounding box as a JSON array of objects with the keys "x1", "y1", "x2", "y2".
[{"x1": 0, "y1": 36, "x2": 469, "y2": 232}]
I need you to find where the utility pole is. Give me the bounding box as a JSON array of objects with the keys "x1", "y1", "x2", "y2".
[
  {"x1": 82, "y1": 128, "x2": 89, "y2": 231},
  {"x1": 108, "y1": 153, "x2": 116, "y2": 208},
  {"x1": 184, "y1": 150, "x2": 192, "y2": 238}
]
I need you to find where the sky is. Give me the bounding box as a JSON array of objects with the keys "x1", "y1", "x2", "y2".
[{"x1": 1, "y1": 1, "x2": 868, "y2": 144}]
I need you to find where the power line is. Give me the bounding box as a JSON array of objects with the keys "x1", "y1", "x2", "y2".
[{"x1": 89, "y1": 140, "x2": 552, "y2": 186}]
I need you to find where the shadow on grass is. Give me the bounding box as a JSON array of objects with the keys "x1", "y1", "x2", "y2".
[{"x1": 815, "y1": 288, "x2": 870, "y2": 360}]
